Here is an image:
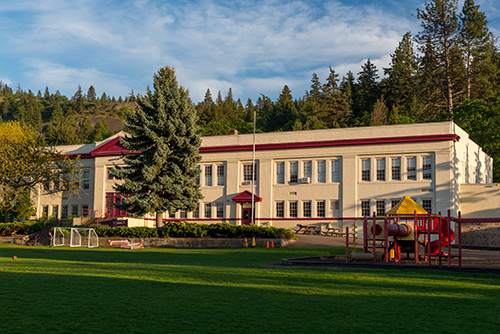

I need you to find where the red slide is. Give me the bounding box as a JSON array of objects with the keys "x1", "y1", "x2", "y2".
[{"x1": 427, "y1": 217, "x2": 455, "y2": 256}]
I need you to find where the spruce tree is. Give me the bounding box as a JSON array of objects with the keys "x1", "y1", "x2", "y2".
[{"x1": 111, "y1": 66, "x2": 202, "y2": 228}]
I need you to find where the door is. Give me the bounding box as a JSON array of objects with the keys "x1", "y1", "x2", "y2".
[{"x1": 242, "y1": 208, "x2": 252, "y2": 225}]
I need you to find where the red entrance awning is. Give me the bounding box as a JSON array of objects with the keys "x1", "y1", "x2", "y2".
[{"x1": 231, "y1": 190, "x2": 263, "y2": 203}]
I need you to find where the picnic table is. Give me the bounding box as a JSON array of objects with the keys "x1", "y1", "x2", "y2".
[
  {"x1": 322, "y1": 227, "x2": 346, "y2": 237},
  {"x1": 295, "y1": 224, "x2": 321, "y2": 235}
]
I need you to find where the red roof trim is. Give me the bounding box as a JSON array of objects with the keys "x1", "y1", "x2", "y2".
[
  {"x1": 90, "y1": 137, "x2": 133, "y2": 157},
  {"x1": 200, "y1": 134, "x2": 460, "y2": 153},
  {"x1": 231, "y1": 190, "x2": 263, "y2": 203}
]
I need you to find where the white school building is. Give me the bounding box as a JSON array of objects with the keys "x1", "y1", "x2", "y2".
[{"x1": 34, "y1": 121, "x2": 500, "y2": 229}]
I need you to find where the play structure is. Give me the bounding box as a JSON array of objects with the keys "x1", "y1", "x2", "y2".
[{"x1": 347, "y1": 196, "x2": 462, "y2": 267}]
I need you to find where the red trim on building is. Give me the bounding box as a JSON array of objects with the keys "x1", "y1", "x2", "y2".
[{"x1": 200, "y1": 134, "x2": 460, "y2": 153}]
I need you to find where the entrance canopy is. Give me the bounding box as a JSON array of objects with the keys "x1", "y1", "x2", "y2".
[{"x1": 231, "y1": 190, "x2": 263, "y2": 203}]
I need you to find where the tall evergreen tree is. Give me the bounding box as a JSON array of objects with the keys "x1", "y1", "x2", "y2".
[
  {"x1": 416, "y1": 0, "x2": 459, "y2": 115},
  {"x1": 320, "y1": 67, "x2": 350, "y2": 127},
  {"x1": 458, "y1": 0, "x2": 491, "y2": 100},
  {"x1": 353, "y1": 59, "x2": 380, "y2": 125},
  {"x1": 87, "y1": 85, "x2": 97, "y2": 101},
  {"x1": 111, "y1": 66, "x2": 202, "y2": 228}
]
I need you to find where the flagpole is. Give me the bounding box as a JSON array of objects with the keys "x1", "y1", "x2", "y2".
[{"x1": 251, "y1": 107, "x2": 256, "y2": 225}]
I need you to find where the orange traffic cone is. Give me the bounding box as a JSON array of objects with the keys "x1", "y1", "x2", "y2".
[
  {"x1": 271, "y1": 241, "x2": 275, "y2": 248},
  {"x1": 266, "y1": 241, "x2": 269, "y2": 248},
  {"x1": 244, "y1": 238, "x2": 248, "y2": 248}
]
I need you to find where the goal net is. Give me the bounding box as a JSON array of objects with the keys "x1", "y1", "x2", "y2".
[{"x1": 53, "y1": 227, "x2": 99, "y2": 248}]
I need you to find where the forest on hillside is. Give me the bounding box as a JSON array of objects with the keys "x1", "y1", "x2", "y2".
[{"x1": 0, "y1": 0, "x2": 499, "y2": 180}]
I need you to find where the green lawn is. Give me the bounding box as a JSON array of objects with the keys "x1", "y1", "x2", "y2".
[{"x1": 0, "y1": 244, "x2": 499, "y2": 334}]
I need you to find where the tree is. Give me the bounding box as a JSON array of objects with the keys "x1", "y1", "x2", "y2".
[
  {"x1": 320, "y1": 67, "x2": 350, "y2": 127},
  {"x1": 416, "y1": 0, "x2": 459, "y2": 115},
  {"x1": 111, "y1": 66, "x2": 202, "y2": 228},
  {"x1": 353, "y1": 59, "x2": 380, "y2": 125},
  {"x1": 87, "y1": 85, "x2": 97, "y2": 101},
  {"x1": 0, "y1": 121, "x2": 78, "y2": 222}
]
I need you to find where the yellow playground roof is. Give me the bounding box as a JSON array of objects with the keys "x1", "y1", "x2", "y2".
[{"x1": 387, "y1": 196, "x2": 427, "y2": 215}]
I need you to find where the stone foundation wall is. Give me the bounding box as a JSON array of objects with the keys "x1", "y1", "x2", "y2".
[{"x1": 461, "y1": 223, "x2": 500, "y2": 249}]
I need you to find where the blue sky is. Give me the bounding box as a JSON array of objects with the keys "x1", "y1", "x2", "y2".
[{"x1": 1, "y1": 0, "x2": 499, "y2": 103}]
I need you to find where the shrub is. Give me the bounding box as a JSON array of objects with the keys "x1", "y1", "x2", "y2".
[{"x1": 0, "y1": 221, "x2": 50, "y2": 236}]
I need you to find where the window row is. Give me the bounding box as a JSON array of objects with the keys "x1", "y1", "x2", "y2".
[
  {"x1": 168, "y1": 202, "x2": 225, "y2": 219},
  {"x1": 360, "y1": 198, "x2": 433, "y2": 217},
  {"x1": 195, "y1": 164, "x2": 226, "y2": 187},
  {"x1": 360, "y1": 155, "x2": 432, "y2": 182},
  {"x1": 275, "y1": 199, "x2": 340, "y2": 218},
  {"x1": 40, "y1": 204, "x2": 89, "y2": 219},
  {"x1": 275, "y1": 159, "x2": 341, "y2": 185}
]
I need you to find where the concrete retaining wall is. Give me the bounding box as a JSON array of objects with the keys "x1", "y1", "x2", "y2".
[{"x1": 461, "y1": 223, "x2": 500, "y2": 249}]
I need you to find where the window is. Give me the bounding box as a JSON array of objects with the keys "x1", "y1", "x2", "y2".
[
  {"x1": 376, "y1": 200, "x2": 385, "y2": 216},
  {"x1": 422, "y1": 199, "x2": 432, "y2": 213},
  {"x1": 290, "y1": 162, "x2": 298, "y2": 183},
  {"x1": 423, "y1": 156, "x2": 432, "y2": 180},
  {"x1": 192, "y1": 205, "x2": 200, "y2": 219},
  {"x1": 52, "y1": 205, "x2": 58, "y2": 218},
  {"x1": 71, "y1": 205, "x2": 79, "y2": 216},
  {"x1": 169, "y1": 211, "x2": 176, "y2": 219},
  {"x1": 361, "y1": 159, "x2": 371, "y2": 181},
  {"x1": 217, "y1": 165, "x2": 225, "y2": 186},
  {"x1": 107, "y1": 167, "x2": 115, "y2": 180},
  {"x1": 317, "y1": 160, "x2": 326, "y2": 183},
  {"x1": 376, "y1": 158, "x2": 385, "y2": 181},
  {"x1": 289, "y1": 201, "x2": 298, "y2": 218},
  {"x1": 303, "y1": 161, "x2": 312, "y2": 179},
  {"x1": 180, "y1": 210, "x2": 187, "y2": 219},
  {"x1": 276, "y1": 201, "x2": 284, "y2": 218},
  {"x1": 303, "y1": 201, "x2": 312, "y2": 218},
  {"x1": 276, "y1": 162, "x2": 285, "y2": 184},
  {"x1": 331, "y1": 200, "x2": 340, "y2": 217},
  {"x1": 205, "y1": 165, "x2": 212, "y2": 186},
  {"x1": 243, "y1": 163, "x2": 257, "y2": 182},
  {"x1": 61, "y1": 205, "x2": 68, "y2": 219},
  {"x1": 82, "y1": 170, "x2": 90, "y2": 189},
  {"x1": 407, "y1": 156, "x2": 416, "y2": 180},
  {"x1": 361, "y1": 200, "x2": 370, "y2": 217},
  {"x1": 195, "y1": 166, "x2": 200, "y2": 185},
  {"x1": 331, "y1": 159, "x2": 340, "y2": 182},
  {"x1": 391, "y1": 157, "x2": 401, "y2": 181},
  {"x1": 391, "y1": 199, "x2": 400, "y2": 208},
  {"x1": 216, "y1": 203, "x2": 224, "y2": 218},
  {"x1": 317, "y1": 200, "x2": 325, "y2": 218},
  {"x1": 204, "y1": 203, "x2": 212, "y2": 219},
  {"x1": 42, "y1": 205, "x2": 49, "y2": 217}
]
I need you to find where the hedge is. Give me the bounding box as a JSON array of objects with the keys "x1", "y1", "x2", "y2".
[
  {"x1": 0, "y1": 221, "x2": 49, "y2": 236},
  {"x1": 93, "y1": 222, "x2": 294, "y2": 240}
]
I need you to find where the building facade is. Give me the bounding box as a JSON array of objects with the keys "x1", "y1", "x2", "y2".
[{"x1": 35, "y1": 121, "x2": 494, "y2": 229}]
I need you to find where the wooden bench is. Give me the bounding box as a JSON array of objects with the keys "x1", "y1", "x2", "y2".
[
  {"x1": 295, "y1": 224, "x2": 321, "y2": 235},
  {"x1": 322, "y1": 227, "x2": 346, "y2": 237}
]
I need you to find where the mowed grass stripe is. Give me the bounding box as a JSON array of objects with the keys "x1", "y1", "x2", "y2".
[{"x1": 0, "y1": 244, "x2": 499, "y2": 333}]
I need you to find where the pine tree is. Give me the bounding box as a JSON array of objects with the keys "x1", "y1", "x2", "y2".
[
  {"x1": 354, "y1": 59, "x2": 380, "y2": 125},
  {"x1": 111, "y1": 66, "x2": 202, "y2": 228},
  {"x1": 320, "y1": 67, "x2": 350, "y2": 127},
  {"x1": 87, "y1": 85, "x2": 97, "y2": 101},
  {"x1": 416, "y1": 0, "x2": 459, "y2": 115}
]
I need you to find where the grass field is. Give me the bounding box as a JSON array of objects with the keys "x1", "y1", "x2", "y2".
[{"x1": 1, "y1": 244, "x2": 499, "y2": 334}]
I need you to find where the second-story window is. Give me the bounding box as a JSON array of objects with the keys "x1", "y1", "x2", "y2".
[
  {"x1": 423, "y1": 156, "x2": 432, "y2": 180},
  {"x1": 290, "y1": 161, "x2": 298, "y2": 183},
  {"x1": 217, "y1": 165, "x2": 225, "y2": 186},
  {"x1": 376, "y1": 158, "x2": 385, "y2": 181},
  {"x1": 205, "y1": 165, "x2": 212, "y2": 186},
  {"x1": 276, "y1": 162, "x2": 285, "y2": 184},
  {"x1": 82, "y1": 170, "x2": 90, "y2": 189},
  {"x1": 303, "y1": 161, "x2": 312, "y2": 180},
  {"x1": 317, "y1": 160, "x2": 326, "y2": 183},
  {"x1": 331, "y1": 159, "x2": 340, "y2": 182},
  {"x1": 361, "y1": 159, "x2": 371, "y2": 181},
  {"x1": 391, "y1": 158, "x2": 401, "y2": 181},
  {"x1": 243, "y1": 163, "x2": 258, "y2": 182},
  {"x1": 407, "y1": 156, "x2": 416, "y2": 180}
]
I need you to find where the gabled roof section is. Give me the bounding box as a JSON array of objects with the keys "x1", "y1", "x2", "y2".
[
  {"x1": 387, "y1": 196, "x2": 427, "y2": 215},
  {"x1": 231, "y1": 190, "x2": 263, "y2": 203},
  {"x1": 90, "y1": 136, "x2": 131, "y2": 157}
]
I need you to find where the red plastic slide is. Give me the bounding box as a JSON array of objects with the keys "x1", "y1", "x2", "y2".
[{"x1": 427, "y1": 217, "x2": 455, "y2": 256}]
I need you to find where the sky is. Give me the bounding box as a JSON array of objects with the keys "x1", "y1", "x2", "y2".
[{"x1": 1, "y1": 0, "x2": 500, "y2": 104}]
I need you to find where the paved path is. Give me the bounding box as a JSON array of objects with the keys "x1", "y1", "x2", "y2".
[{"x1": 287, "y1": 234, "x2": 357, "y2": 248}]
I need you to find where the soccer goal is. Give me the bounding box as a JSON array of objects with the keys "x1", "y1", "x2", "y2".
[{"x1": 53, "y1": 227, "x2": 99, "y2": 248}]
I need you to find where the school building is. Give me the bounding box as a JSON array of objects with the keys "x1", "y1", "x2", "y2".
[{"x1": 34, "y1": 121, "x2": 500, "y2": 230}]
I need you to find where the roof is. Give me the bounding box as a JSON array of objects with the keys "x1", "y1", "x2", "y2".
[
  {"x1": 231, "y1": 190, "x2": 263, "y2": 203},
  {"x1": 387, "y1": 196, "x2": 427, "y2": 215}
]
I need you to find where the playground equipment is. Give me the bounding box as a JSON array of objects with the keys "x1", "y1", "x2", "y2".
[{"x1": 350, "y1": 196, "x2": 462, "y2": 267}]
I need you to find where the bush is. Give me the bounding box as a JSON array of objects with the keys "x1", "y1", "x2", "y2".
[
  {"x1": 0, "y1": 220, "x2": 50, "y2": 236},
  {"x1": 91, "y1": 222, "x2": 294, "y2": 240}
]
